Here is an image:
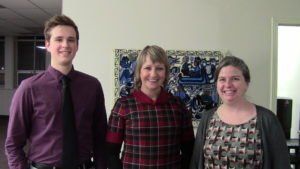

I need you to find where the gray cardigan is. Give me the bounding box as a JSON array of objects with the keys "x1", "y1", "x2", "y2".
[{"x1": 190, "y1": 105, "x2": 291, "y2": 169}]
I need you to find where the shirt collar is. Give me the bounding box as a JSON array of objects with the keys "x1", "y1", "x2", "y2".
[
  {"x1": 47, "y1": 65, "x2": 76, "y2": 82},
  {"x1": 133, "y1": 89, "x2": 171, "y2": 105}
]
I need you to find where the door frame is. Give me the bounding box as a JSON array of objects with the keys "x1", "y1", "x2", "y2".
[{"x1": 270, "y1": 17, "x2": 300, "y2": 113}]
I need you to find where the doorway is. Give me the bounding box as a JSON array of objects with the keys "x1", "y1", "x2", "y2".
[
  {"x1": 277, "y1": 25, "x2": 300, "y2": 139},
  {"x1": 272, "y1": 18, "x2": 300, "y2": 139}
]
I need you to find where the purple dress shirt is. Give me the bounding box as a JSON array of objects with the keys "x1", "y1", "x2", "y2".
[{"x1": 5, "y1": 66, "x2": 107, "y2": 169}]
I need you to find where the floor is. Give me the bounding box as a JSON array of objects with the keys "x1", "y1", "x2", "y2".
[{"x1": 0, "y1": 116, "x2": 9, "y2": 169}]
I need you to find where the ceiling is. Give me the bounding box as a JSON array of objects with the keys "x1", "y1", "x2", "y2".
[{"x1": 0, "y1": 0, "x2": 62, "y2": 36}]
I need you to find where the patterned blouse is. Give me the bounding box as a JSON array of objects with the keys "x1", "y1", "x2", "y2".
[
  {"x1": 203, "y1": 112, "x2": 263, "y2": 169},
  {"x1": 106, "y1": 90, "x2": 195, "y2": 169}
]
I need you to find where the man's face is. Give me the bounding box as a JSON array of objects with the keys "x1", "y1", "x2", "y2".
[{"x1": 45, "y1": 25, "x2": 78, "y2": 68}]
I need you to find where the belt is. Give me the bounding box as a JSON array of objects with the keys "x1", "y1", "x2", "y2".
[{"x1": 31, "y1": 160, "x2": 94, "y2": 169}]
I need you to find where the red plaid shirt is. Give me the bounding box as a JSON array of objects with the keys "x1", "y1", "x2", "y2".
[{"x1": 106, "y1": 90, "x2": 194, "y2": 169}]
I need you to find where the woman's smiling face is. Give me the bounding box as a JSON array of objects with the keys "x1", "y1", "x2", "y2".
[
  {"x1": 217, "y1": 65, "x2": 249, "y2": 105},
  {"x1": 140, "y1": 56, "x2": 166, "y2": 96}
]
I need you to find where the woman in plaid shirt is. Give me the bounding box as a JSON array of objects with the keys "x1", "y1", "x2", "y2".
[{"x1": 106, "y1": 45, "x2": 195, "y2": 169}]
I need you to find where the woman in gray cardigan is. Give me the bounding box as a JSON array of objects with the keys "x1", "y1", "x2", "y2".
[{"x1": 190, "y1": 56, "x2": 290, "y2": 169}]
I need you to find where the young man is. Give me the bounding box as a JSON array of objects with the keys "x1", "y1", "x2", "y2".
[{"x1": 5, "y1": 15, "x2": 107, "y2": 169}]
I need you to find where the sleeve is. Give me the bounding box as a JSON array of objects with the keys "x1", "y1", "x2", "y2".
[
  {"x1": 106, "y1": 143, "x2": 123, "y2": 169},
  {"x1": 189, "y1": 122, "x2": 205, "y2": 169},
  {"x1": 5, "y1": 82, "x2": 32, "y2": 169},
  {"x1": 180, "y1": 99, "x2": 195, "y2": 142},
  {"x1": 181, "y1": 140, "x2": 194, "y2": 169},
  {"x1": 178, "y1": 99, "x2": 195, "y2": 169},
  {"x1": 106, "y1": 99, "x2": 126, "y2": 144},
  {"x1": 93, "y1": 82, "x2": 108, "y2": 169},
  {"x1": 262, "y1": 110, "x2": 291, "y2": 169},
  {"x1": 105, "y1": 99, "x2": 126, "y2": 169},
  {"x1": 189, "y1": 110, "x2": 213, "y2": 169}
]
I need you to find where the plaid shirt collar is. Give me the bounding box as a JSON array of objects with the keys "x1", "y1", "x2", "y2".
[{"x1": 133, "y1": 89, "x2": 171, "y2": 105}]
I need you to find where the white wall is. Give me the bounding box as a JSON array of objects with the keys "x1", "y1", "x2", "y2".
[
  {"x1": 61, "y1": 0, "x2": 300, "y2": 115},
  {"x1": 278, "y1": 26, "x2": 300, "y2": 138}
]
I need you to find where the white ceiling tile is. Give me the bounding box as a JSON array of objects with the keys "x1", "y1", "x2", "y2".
[
  {"x1": 43, "y1": 8, "x2": 62, "y2": 15},
  {"x1": 0, "y1": 8, "x2": 24, "y2": 20},
  {"x1": 30, "y1": 0, "x2": 62, "y2": 9},
  {"x1": 0, "y1": 0, "x2": 36, "y2": 9},
  {"x1": 10, "y1": 19, "x2": 40, "y2": 27},
  {"x1": 0, "y1": 21, "x2": 32, "y2": 35},
  {"x1": 17, "y1": 8, "x2": 51, "y2": 18},
  {"x1": 0, "y1": 0, "x2": 62, "y2": 35}
]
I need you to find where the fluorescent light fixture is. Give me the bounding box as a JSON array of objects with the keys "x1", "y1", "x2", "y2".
[{"x1": 36, "y1": 46, "x2": 46, "y2": 50}]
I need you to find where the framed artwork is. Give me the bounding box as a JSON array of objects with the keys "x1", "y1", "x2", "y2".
[{"x1": 114, "y1": 49, "x2": 224, "y2": 127}]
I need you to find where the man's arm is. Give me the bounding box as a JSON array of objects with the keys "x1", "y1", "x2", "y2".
[
  {"x1": 93, "y1": 82, "x2": 108, "y2": 169},
  {"x1": 5, "y1": 82, "x2": 32, "y2": 169}
]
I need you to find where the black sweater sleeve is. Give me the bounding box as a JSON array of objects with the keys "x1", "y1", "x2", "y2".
[
  {"x1": 181, "y1": 140, "x2": 195, "y2": 169},
  {"x1": 107, "y1": 142, "x2": 123, "y2": 169}
]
